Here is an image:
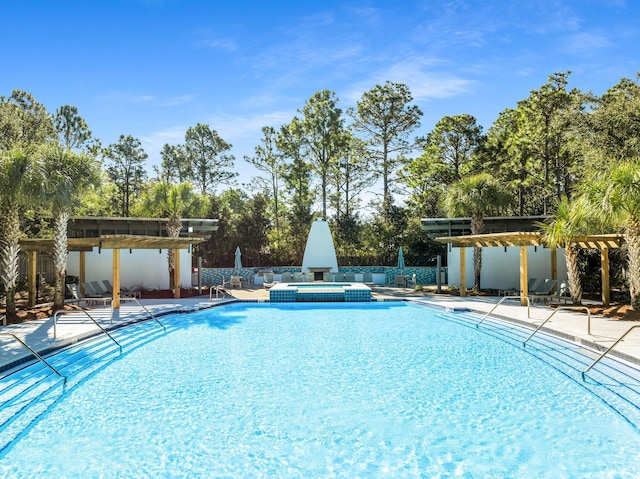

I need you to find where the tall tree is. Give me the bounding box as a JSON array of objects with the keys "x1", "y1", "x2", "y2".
[
  {"x1": 155, "y1": 144, "x2": 191, "y2": 185},
  {"x1": 104, "y1": 135, "x2": 148, "y2": 217},
  {"x1": 54, "y1": 105, "x2": 92, "y2": 150},
  {"x1": 40, "y1": 144, "x2": 101, "y2": 307},
  {"x1": 184, "y1": 123, "x2": 236, "y2": 195},
  {"x1": 442, "y1": 173, "x2": 512, "y2": 290},
  {"x1": 481, "y1": 107, "x2": 537, "y2": 215},
  {"x1": 330, "y1": 135, "x2": 373, "y2": 261},
  {"x1": 0, "y1": 90, "x2": 55, "y2": 151},
  {"x1": 245, "y1": 126, "x2": 285, "y2": 237},
  {"x1": 279, "y1": 119, "x2": 315, "y2": 263},
  {"x1": 136, "y1": 182, "x2": 206, "y2": 287},
  {"x1": 348, "y1": 81, "x2": 422, "y2": 211},
  {"x1": 0, "y1": 147, "x2": 43, "y2": 323},
  {"x1": 299, "y1": 90, "x2": 346, "y2": 220},
  {"x1": 403, "y1": 114, "x2": 484, "y2": 216}
]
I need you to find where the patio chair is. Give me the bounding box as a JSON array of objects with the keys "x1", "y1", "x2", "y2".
[
  {"x1": 362, "y1": 272, "x2": 374, "y2": 285},
  {"x1": 230, "y1": 275, "x2": 242, "y2": 288},
  {"x1": 344, "y1": 273, "x2": 355, "y2": 282},
  {"x1": 394, "y1": 275, "x2": 408, "y2": 287},
  {"x1": 292, "y1": 272, "x2": 304, "y2": 282},
  {"x1": 263, "y1": 272, "x2": 276, "y2": 289},
  {"x1": 333, "y1": 272, "x2": 345, "y2": 282},
  {"x1": 281, "y1": 272, "x2": 293, "y2": 283}
]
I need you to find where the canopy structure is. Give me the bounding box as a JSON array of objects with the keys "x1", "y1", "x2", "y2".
[
  {"x1": 18, "y1": 217, "x2": 218, "y2": 308},
  {"x1": 434, "y1": 231, "x2": 624, "y2": 306}
]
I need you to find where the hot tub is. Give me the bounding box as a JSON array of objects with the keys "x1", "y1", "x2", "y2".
[{"x1": 269, "y1": 282, "x2": 372, "y2": 302}]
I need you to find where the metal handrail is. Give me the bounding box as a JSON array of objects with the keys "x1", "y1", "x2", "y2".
[
  {"x1": 118, "y1": 296, "x2": 165, "y2": 332},
  {"x1": 523, "y1": 306, "x2": 591, "y2": 347},
  {"x1": 0, "y1": 333, "x2": 66, "y2": 384},
  {"x1": 209, "y1": 285, "x2": 227, "y2": 300},
  {"x1": 582, "y1": 324, "x2": 640, "y2": 380},
  {"x1": 54, "y1": 309, "x2": 122, "y2": 353},
  {"x1": 477, "y1": 295, "x2": 531, "y2": 328}
]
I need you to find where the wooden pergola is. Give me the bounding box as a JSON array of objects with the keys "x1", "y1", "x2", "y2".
[
  {"x1": 435, "y1": 231, "x2": 624, "y2": 306},
  {"x1": 20, "y1": 235, "x2": 207, "y2": 308}
]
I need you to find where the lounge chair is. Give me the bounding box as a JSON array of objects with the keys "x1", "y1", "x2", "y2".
[
  {"x1": 362, "y1": 272, "x2": 374, "y2": 285},
  {"x1": 230, "y1": 275, "x2": 242, "y2": 288},
  {"x1": 281, "y1": 272, "x2": 293, "y2": 283},
  {"x1": 500, "y1": 277, "x2": 543, "y2": 296},
  {"x1": 530, "y1": 279, "x2": 558, "y2": 303},
  {"x1": 67, "y1": 284, "x2": 111, "y2": 307},
  {"x1": 323, "y1": 272, "x2": 333, "y2": 282},
  {"x1": 81, "y1": 282, "x2": 106, "y2": 298},
  {"x1": 263, "y1": 272, "x2": 276, "y2": 289},
  {"x1": 102, "y1": 279, "x2": 141, "y2": 299},
  {"x1": 292, "y1": 272, "x2": 303, "y2": 282},
  {"x1": 304, "y1": 273, "x2": 314, "y2": 282}
]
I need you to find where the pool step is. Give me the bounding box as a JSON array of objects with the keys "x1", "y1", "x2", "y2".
[
  {"x1": 435, "y1": 310, "x2": 640, "y2": 429},
  {"x1": 0, "y1": 319, "x2": 172, "y2": 456}
]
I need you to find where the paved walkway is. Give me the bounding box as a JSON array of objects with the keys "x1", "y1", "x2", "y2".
[{"x1": 1, "y1": 286, "x2": 640, "y2": 376}]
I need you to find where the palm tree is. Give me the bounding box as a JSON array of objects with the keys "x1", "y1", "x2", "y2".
[
  {"x1": 0, "y1": 147, "x2": 43, "y2": 323},
  {"x1": 442, "y1": 173, "x2": 512, "y2": 291},
  {"x1": 137, "y1": 182, "x2": 207, "y2": 287},
  {"x1": 40, "y1": 144, "x2": 101, "y2": 308},
  {"x1": 582, "y1": 161, "x2": 640, "y2": 309},
  {"x1": 538, "y1": 196, "x2": 590, "y2": 304}
]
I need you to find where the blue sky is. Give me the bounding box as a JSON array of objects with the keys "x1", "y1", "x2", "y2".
[{"x1": 2, "y1": 0, "x2": 639, "y2": 190}]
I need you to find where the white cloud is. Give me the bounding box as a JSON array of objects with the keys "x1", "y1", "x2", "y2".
[
  {"x1": 562, "y1": 31, "x2": 612, "y2": 55},
  {"x1": 344, "y1": 57, "x2": 475, "y2": 104}
]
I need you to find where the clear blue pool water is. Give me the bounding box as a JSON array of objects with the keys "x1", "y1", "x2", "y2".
[{"x1": 2, "y1": 302, "x2": 640, "y2": 478}]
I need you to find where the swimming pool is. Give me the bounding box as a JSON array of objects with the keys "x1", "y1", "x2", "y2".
[{"x1": 2, "y1": 302, "x2": 640, "y2": 477}]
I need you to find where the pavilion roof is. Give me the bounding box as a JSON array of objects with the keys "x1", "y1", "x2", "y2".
[{"x1": 435, "y1": 231, "x2": 624, "y2": 249}]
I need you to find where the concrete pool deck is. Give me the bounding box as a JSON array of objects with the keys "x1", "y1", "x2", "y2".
[{"x1": 1, "y1": 286, "x2": 640, "y2": 375}]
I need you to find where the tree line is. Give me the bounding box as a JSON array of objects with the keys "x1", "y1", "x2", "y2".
[{"x1": 2, "y1": 70, "x2": 640, "y2": 318}]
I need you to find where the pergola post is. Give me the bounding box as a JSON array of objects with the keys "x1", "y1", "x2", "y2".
[
  {"x1": 79, "y1": 251, "x2": 86, "y2": 295},
  {"x1": 112, "y1": 248, "x2": 121, "y2": 309},
  {"x1": 550, "y1": 247, "x2": 558, "y2": 293},
  {"x1": 459, "y1": 247, "x2": 467, "y2": 297},
  {"x1": 27, "y1": 251, "x2": 37, "y2": 307},
  {"x1": 173, "y1": 248, "x2": 181, "y2": 299},
  {"x1": 520, "y1": 246, "x2": 529, "y2": 306},
  {"x1": 601, "y1": 246, "x2": 610, "y2": 306}
]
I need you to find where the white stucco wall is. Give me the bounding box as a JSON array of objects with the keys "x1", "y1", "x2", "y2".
[
  {"x1": 66, "y1": 248, "x2": 193, "y2": 290},
  {"x1": 446, "y1": 246, "x2": 568, "y2": 290}
]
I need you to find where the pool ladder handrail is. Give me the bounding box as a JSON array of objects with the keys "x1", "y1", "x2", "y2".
[
  {"x1": 0, "y1": 332, "x2": 66, "y2": 384},
  {"x1": 582, "y1": 324, "x2": 640, "y2": 380},
  {"x1": 117, "y1": 296, "x2": 166, "y2": 332},
  {"x1": 209, "y1": 285, "x2": 227, "y2": 300},
  {"x1": 477, "y1": 295, "x2": 531, "y2": 328},
  {"x1": 523, "y1": 306, "x2": 591, "y2": 347},
  {"x1": 54, "y1": 309, "x2": 122, "y2": 353}
]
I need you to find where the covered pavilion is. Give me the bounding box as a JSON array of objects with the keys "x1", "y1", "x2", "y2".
[
  {"x1": 434, "y1": 231, "x2": 624, "y2": 306},
  {"x1": 18, "y1": 217, "x2": 218, "y2": 308}
]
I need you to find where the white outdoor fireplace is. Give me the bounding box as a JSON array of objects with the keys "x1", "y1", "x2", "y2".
[{"x1": 301, "y1": 220, "x2": 339, "y2": 278}]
